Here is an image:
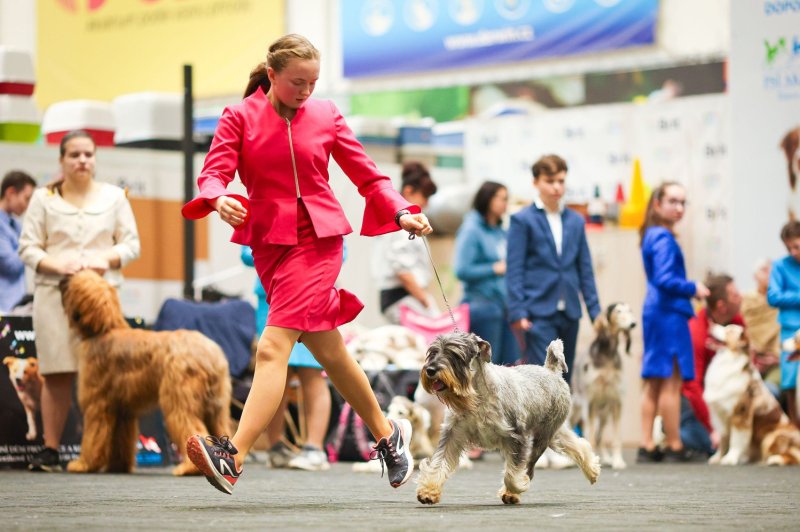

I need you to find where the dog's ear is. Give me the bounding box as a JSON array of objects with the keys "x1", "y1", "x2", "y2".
[
  {"x1": 2, "y1": 356, "x2": 14, "y2": 366},
  {"x1": 594, "y1": 313, "x2": 608, "y2": 335},
  {"x1": 475, "y1": 335, "x2": 492, "y2": 363},
  {"x1": 622, "y1": 329, "x2": 632, "y2": 355}
]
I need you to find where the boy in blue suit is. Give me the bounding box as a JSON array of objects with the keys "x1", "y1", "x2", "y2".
[{"x1": 507, "y1": 154, "x2": 601, "y2": 385}]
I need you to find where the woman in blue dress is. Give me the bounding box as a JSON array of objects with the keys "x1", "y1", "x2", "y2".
[{"x1": 638, "y1": 182, "x2": 708, "y2": 463}]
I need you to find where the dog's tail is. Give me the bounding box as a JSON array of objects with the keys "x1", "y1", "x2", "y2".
[{"x1": 545, "y1": 339, "x2": 568, "y2": 374}]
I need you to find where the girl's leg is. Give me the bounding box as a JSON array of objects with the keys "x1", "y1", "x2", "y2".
[
  {"x1": 301, "y1": 328, "x2": 392, "y2": 441},
  {"x1": 230, "y1": 325, "x2": 299, "y2": 467},
  {"x1": 296, "y1": 367, "x2": 331, "y2": 450},
  {"x1": 659, "y1": 362, "x2": 684, "y2": 451},
  {"x1": 41, "y1": 372, "x2": 76, "y2": 449},
  {"x1": 640, "y1": 377, "x2": 662, "y2": 450},
  {"x1": 265, "y1": 375, "x2": 292, "y2": 447}
]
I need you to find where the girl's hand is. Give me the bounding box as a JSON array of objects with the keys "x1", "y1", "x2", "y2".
[
  {"x1": 59, "y1": 258, "x2": 83, "y2": 277},
  {"x1": 694, "y1": 282, "x2": 710, "y2": 299},
  {"x1": 83, "y1": 256, "x2": 110, "y2": 276},
  {"x1": 511, "y1": 318, "x2": 532, "y2": 332},
  {"x1": 214, "y1": 196, "x2": 248, "y2": 227},
  {"x1": 399, "y1": 213, "x2": 433, "y2": 237},
  {"x1": 493, "y1": 260, "x2": 506, "y2": 276}
]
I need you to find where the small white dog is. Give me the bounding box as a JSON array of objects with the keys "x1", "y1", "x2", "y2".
[{"x1": 416, "y1": 333, "x2": 600, "y2": 505}]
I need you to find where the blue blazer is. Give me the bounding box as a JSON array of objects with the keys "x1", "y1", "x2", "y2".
[
  {"x1": 506, "y1": 204, "x2": 600, "y2": 323},
  {"x1": 641, "y1": 226, "x2": 695, "y2": 318}
]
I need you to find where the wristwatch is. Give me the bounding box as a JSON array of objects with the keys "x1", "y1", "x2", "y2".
[{"x1": 394, "y1": 209, "x2": 411, "y2": 228}]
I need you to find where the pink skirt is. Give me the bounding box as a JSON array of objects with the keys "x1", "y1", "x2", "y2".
[{"x1": 252, "y1": 200, "x2": 363, "y2": 331}]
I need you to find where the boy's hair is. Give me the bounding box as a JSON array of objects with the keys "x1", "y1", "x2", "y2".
[
  {"x1": 780, "y1": 220, "x2": 800, "y2": 242},
  {"x1": 1, "y1": 170, "x2": 36, "y2": 199},
  {"x1": 401, "y1": 161, "x2": 437, "y2": 198},
  {"x1": 704, "y1": 273, "x2": 733, "y2": 310},
  {"x1": 531, "y1": 154, "x2": 568, "y2": 179}
]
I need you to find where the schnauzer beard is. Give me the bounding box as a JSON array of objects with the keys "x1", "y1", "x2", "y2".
[{"x1": 420, "y1": 333, "x2": 488, "y2": 414}]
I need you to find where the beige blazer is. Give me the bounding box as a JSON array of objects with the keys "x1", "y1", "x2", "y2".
[{"x1": 19, "y1": 182, "x2": 140, "y2": 287}]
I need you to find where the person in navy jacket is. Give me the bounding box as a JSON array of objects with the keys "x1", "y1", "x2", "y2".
[
  {"x1": 507, "y1": 154, "x2": 600, "y2": 384},
  {"x1": 638, "y1": 182, "x2": 709, "y2": 463}
]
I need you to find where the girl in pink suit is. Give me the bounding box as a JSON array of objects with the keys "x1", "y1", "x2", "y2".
[{"x1": 183, "y1": 35, "x2": 431, "y2": 495}]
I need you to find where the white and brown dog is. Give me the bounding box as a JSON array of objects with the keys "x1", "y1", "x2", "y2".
[
  {"x1": 416, "y1": 333, "x2": 600, "y2": 505},
  {"x1": 705, "y1": 324, "x2": 800, "y2": 465},
  {"x1": 3, "y1": 356, "x2": 43, "y2": 441},
  {"x1": 571, "y1": 302, "x2": 636, "y2": 470}
]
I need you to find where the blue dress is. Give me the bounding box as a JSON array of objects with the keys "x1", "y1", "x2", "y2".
[
  {"x1": 767, "y1": 255, "x2": 800, "y2": 389},
  {"x1": 640, "y1": 227, "x2": 696, "y2": 379}
]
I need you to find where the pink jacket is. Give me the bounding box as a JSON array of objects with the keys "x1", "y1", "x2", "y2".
[{"x1": 182, "y1": 91, "x2": 418, "y2": 246}]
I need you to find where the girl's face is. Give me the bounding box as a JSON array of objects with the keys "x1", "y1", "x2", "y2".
[
  {"x1": 488, "y1": 187, "x2": 508, "y2": 220},
  {"x1": 60, "y1": 137, "x2": 96, "y2": 181},
  {"x1": 654, "y1": 184, "x2": 686, "y2": 226},
  {"x1": 268, "y1": 58, "x2": 320, "y2": 111},
  {"x1": 534, "y1": 171, "x2": 565, "y2": 209}
]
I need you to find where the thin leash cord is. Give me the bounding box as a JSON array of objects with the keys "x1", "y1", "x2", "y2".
[{"x1": 409, "y1": 232, "x2": 459, "y2": 332}]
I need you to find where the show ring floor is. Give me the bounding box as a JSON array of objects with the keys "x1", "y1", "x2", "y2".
[{"x1": 2, "y1": 449, "x2": 798, "y2": 530}]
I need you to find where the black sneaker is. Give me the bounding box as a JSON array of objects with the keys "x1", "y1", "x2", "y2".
[
  {"x1": 636, "y1": 446, "x2": 663, "y2": 464},
  {"x1": 371, "y1": 419, "x2": 414, "y2": 488},
  {"x1": 186, "y1": 435, "x2": 242, "y2": 495},
  {"x1": 662, "y1": 447, "x2": 706, "y2": 464},
  {"x1": 29, "y1": 447, "x2": 62, "y2": 472}
]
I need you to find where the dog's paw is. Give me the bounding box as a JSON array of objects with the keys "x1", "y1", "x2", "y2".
[
  {"x1": 25, "y1": 431, "x2": 36, "y2": 441},
  {"x1": 416, "y1": 486, "x2": 441, "y2": 505},
  {"x1": 586, "y1": 454, "x2": 601, "y2": 484},
  {"x1": 611, "y1": 457, "x2": 626, "y2": 470},
  {"x1": 708, "y1": 451, "x2": 721, "y2": 465},
  {"x1": 498, "y1": 487, "x2": 521, "y2": 505},
  {"x1": 765, "y1": 454, "x2": 787, "y2": 466},
  {"x1": 719, "y1": 453, "x2": 740, "y2": 466},
  {"x1": 66, "y1": 459, "x2": 89, "y2": 473}
]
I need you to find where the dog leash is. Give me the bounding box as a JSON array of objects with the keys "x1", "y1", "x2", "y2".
[{"x1": 408, "y1": 232, "x2": 460, "y2": 333}]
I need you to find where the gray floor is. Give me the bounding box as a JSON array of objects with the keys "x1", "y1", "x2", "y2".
[{"x1": 2, "y1": 450, "x2": 798, "y2": 531}]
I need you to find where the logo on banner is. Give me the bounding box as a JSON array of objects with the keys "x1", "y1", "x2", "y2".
[
  {"x1": 764, "y1": 0, "x2": 800, "y2": 15},
  {"x1": 495, "y1": 0, "x2": 531, "y2": 20},
  {"x1": 362, "y1": 0, "x2": 394, "y2": 36},
  {"x1": 405, "y1": 0, "x2": 438, "y2": 31},
  {"x1": 762, "y1": 35, "x2": 800, "y2": 100},
  {"x1": 764, "y1": 35, "x2": 800, "y2": 65},
  {"x1": 449, "y1": 0, "x2": 483, "y2": 26}
]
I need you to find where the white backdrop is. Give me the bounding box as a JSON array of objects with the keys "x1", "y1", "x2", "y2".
[
  {"x1": 729, "y1": 2, "x2": 800, "y2": 288},
  {"x1": 462, "y1": 94, "x2": 731, "y2": 281}
]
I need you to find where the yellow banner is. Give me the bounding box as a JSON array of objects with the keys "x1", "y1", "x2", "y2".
[{"x1": 36, "y1": 0, "x2": 284, "y2": 107}]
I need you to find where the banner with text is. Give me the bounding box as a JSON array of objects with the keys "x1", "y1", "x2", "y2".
[{"x1": 341, "y1": 0, "x2": 658, "y2": 78}]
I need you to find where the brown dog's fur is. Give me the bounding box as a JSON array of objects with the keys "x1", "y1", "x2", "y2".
[
  {"x1": 3, "y1": 356, "x2": 43, "y2": 441},
  {"x1": 61, "y1": 270, "x2": 232, "y2": 475},
  {"x1": 781, "y1": 127, "x2": 800, "y2": 220}
]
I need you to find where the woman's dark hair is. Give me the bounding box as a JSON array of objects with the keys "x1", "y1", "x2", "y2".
[
  {"x1": 0, "y1": 170, "x2": 36, "y2": 199},
  {"x1": 639, "y1": 181, "x2": 683, "y2": 247},
  {"x1": 472, "y1": 181, "x2": 506, "y2": 222},
  {"x1": 243, "y1": 34, "x2": 320, "y2": 98},
  {"x1": 401, "y1": 161, "x2": 437, "y2": 198},
  {"x1": 59, "y1": 129, "x2": 96, "y2": 158},
  {"x1": 781, "y1": 220, "x2": 800, "y2": 242},
  {"x1": 532, "y1": 154, "x2": 568, "y2": 180}
]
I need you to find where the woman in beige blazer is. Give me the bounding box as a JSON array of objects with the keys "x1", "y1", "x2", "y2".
[{"x1": 19, "y1": 130, "x2": 140, "y2": 471}]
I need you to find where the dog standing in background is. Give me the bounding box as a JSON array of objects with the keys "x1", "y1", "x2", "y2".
[
  {"x1": 416, "y1": 333, "x2": 600, "y2": 505},
  {"x1": 571, "y1": 302, "x2": 636, "y2": 470},
  {"x1": 60, "y1": 270, "x2": 233, "y2": 476},
  {"x1": 3, "y1": 356, "x2": 43, "y2": 441}
]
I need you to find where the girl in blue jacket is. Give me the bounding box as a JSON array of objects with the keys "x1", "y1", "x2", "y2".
[
  {"x1": 638, "y1": 182, "x2": 708, "y2": 463},
  {"x1": 455, "y1": 181, "x2": 520, "y2": 365}
]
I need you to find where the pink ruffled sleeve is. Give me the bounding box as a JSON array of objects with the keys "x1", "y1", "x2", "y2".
[
  {"x1": 181, "y1": 106, "x2": 249, "y2": 220},
  {"x1": 328, "y1": 101, "x2": 420, "y2": 236}
]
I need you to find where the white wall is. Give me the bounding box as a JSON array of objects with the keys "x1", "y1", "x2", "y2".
[{"x1": 0, "y1": 0, "x2": 35, "y2": 55}]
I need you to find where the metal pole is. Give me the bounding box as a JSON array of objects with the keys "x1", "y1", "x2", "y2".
[{"x1": 182, "y1": 64, "x2": 195, "y2": 299}]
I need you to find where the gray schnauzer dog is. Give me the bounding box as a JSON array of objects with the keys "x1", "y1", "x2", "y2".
[{"x1": 416, "y1": 332, "x2": 600, "y2": 505}]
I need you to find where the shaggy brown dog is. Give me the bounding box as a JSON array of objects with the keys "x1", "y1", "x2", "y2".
[{"x1": 61, "y1": 270, "x2": 232, "y2": 475}]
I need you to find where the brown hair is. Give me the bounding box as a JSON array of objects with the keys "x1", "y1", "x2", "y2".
[
  {"x1": 781, "y1": 220, "x2": 800, "y2": 242},
  {"x1": 59, "y1": 129, "x2": 96, "y2": 158},
  {"x1": 243, "y1": 34, "x2": 320, "y2": 98},
  {"x1": 532, "y1": 154, "x2": 568, "y2": 180},
  {"x1": 400, "y1": 161, "x2": 437, "y2": 198},
  {"x1": 639, "y1": 181, "x2": 683, "y2": 247},
  {"x1": 704, "y1": 273, "x2": 734, "y2": 310},
  {"x1": 472, "y1": 181, "x2": 506, "y2": 222},
  {"x1": 1, "y1": 170, "x2": 36, "y2": 199}
]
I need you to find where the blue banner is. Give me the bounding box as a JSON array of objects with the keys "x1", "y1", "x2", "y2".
[{"x1": 342, "y1": 0, "x2": 659, "y2": 78}]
